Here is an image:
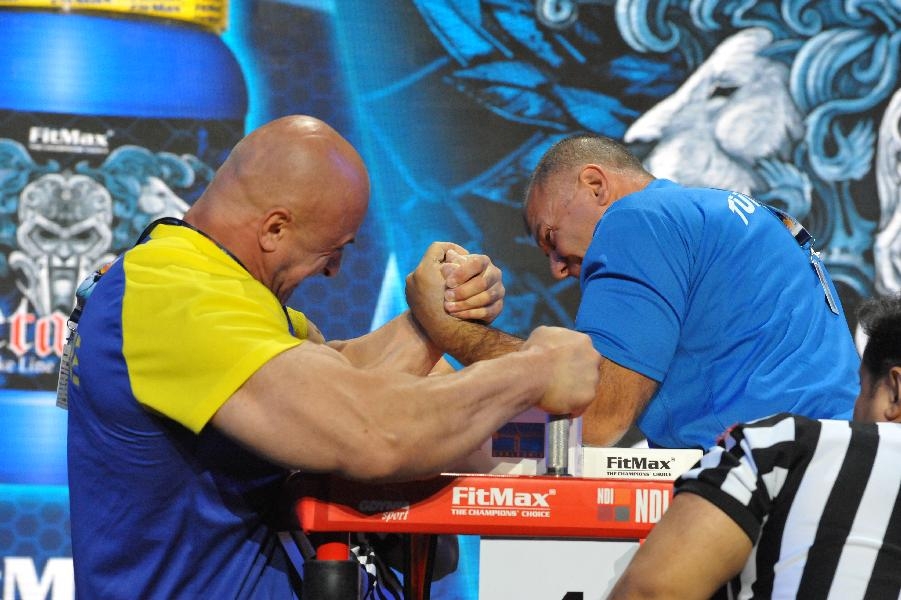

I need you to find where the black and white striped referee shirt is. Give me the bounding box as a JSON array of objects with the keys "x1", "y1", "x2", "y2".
[{"x1": 676, "y1": 412, "x2": 901, "y2": 599}]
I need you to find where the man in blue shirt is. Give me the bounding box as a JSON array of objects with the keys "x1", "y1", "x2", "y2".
[
  {"x1": 523, "y1": 134, "x2": 859, "y2": 448},
  {"x1": 409, "y1": 133, "x2": 858, "y2": 449}
]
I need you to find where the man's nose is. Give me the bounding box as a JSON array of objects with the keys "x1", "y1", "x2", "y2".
[{"x1": 548, "y1": 252, "x2": 568, "y2": 281}]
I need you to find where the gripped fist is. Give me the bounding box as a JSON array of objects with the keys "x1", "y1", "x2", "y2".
[
  {"x1": 405, "y1": 242, "x2": 458, "y2": 334},
  {"x1": 406, "y1": 242, "x2": 506, "y2": 335},
  {"x1": 522, "y1": 326, "x2": 600, "y2": 417},
  {"x1": 440, "y1": 249, "x2": 505, "y2": 324}
]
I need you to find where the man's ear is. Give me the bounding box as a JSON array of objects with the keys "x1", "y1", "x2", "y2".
[
  {"x1": 887, "y1": 366, "x2": 901, "y2": 421},
  {"x1": 579, "y1": 164, "x2": 610, "y2": 206},
  {"x1": 258, "y1": 208, "x2": 291, "y2": 252}
]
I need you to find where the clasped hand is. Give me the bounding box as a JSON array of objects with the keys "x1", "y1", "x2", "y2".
[{"x1": 406, "y1": 242, "x2": 505, "y2": 331}]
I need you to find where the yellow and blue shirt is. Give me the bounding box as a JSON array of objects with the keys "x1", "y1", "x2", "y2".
[{"x1": 67, "y1": 221, "x2": 306, "y2": 598}]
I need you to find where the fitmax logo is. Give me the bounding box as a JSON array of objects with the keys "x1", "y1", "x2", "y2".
[
  {"x1": 451, "y1": 486, "x2": 552, "y2": 507},
  {"x1": 28, "y1": 127, "x2": 110, "y2": 149},
  {"x1": 605, "y1": 457, "x2": 673, "y2": 470}
]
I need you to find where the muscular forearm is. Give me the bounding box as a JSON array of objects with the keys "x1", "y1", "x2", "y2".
[
  {"x1": 428, "y1": 319, "x2": 524, "y2": 366},
  {"x1": 582, "y1": 357, "x2": 658, "y2": 446},
  {"x1": 409, "y1": 299, "x2": 524, "y2": 366},
  {"x1": 353, "y1": 350, "x2": 551, "y2": 480},
  {"x1": 328, "y1": 311, "x2": 443, "y2": 375},
  {"x1": 340, "y1": 326, "x2": 599, "y2": 480},
  {"x1": 215, "y1": 342, "x2": 553, "y2": 482}
]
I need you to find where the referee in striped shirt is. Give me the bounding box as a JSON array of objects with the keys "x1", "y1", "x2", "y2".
[{"x1": 609, "y1": 293, "x2": 901, "y2": 599}]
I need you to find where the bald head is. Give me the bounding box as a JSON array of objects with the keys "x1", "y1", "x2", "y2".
[
  {"x1": 185, "y1": 115, "x2": 371, "y2": 300},
  {"x1": 194, "y1": 115, "x2": 369, "y2": 223}
]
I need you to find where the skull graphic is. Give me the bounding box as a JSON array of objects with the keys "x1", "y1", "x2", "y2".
[{"x1": 9, "y1": 172, "x2": 115, "y2": 316}]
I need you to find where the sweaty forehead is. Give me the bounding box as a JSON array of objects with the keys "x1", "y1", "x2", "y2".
[
  {"x1": 526, "y1": 175, "x2": 563, "y2": 223},
  {"x1": 525, "y1": 177, "x2": 551, "y2": 214}
]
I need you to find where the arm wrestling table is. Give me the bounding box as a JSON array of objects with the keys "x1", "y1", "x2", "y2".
[
  {"x1": 291, "y1": 415, "x2": 700, "y2": 599},
  {"x1": 293, "y1": 472, "x2": 675, "y2": 599}
]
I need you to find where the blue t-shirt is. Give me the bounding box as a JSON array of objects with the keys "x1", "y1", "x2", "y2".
[
  {"x1": 66, "y1": 223, "x2": 302, "y2": 599},
  {"x1": 575, "y1": 180, "x2": 858, "y2": 448}
]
